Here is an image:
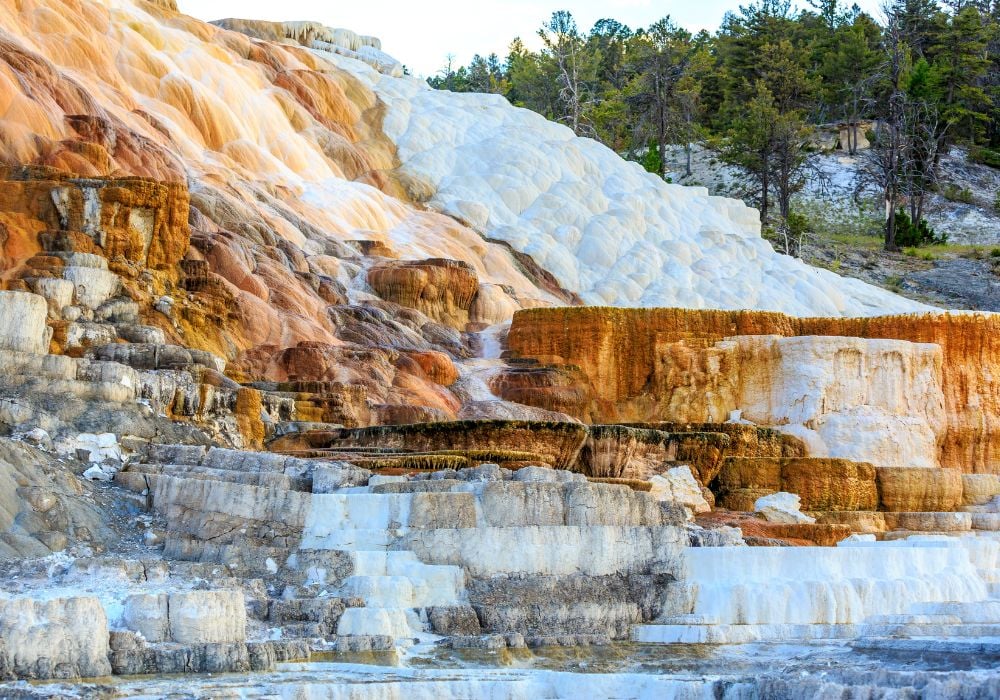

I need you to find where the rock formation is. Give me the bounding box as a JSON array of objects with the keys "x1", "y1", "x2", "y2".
[
  {"x1": 0, "y1": 0, "x2": 998, "y2": 695},
  {"x1": 508, "y1": 307, "x2": 1000, "y2": 473}
]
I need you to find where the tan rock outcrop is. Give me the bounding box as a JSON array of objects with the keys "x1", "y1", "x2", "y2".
[
  {"x1": 0, "y1": 291, "x2": 50, "y2": 354},
  {"x1": 961, "y1": 474, "x2": 1000, "y2": 506},
  {"x1": 876, "y1": 467, "x2": 964, "y2": 512}
]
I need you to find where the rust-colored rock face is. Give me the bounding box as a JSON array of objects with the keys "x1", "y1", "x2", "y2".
[
  {"x1": 508, "y1": 307, "x2": 1000, "y2": 473},
  {"x1": 367, "y1": 259, "x2": 479, "y2": 329},
  {"x1": 0, "y1": 168, "x2": 189, "y2": 272},
  {"x1": 714, "y1": 458, "x2": 878, "y2": 512}
]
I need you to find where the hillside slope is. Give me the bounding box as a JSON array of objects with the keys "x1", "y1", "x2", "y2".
[{"x1": 0, "y1": 0, "x2": 929, "y2": 323}]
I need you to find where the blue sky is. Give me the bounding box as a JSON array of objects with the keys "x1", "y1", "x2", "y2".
[{"x1": 178, "y1": 1, "x2": 885, "y2": 77}]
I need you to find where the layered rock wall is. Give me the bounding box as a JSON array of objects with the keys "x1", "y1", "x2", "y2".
[{"x1": 508, "y1": 308, "x2": 1000, "y2": 472}]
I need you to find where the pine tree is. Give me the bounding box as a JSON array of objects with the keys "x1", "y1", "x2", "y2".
[
  {"x1": 930, "y1": 5, "x2": 996, "y2": 143},
  {"x1": 624, "y1": 17, "x2": 693, "y2": 179}
]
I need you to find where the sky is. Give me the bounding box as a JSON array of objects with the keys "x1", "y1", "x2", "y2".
[{"x1": 177, "y1": 0, "x2": 885, "y2": 78}]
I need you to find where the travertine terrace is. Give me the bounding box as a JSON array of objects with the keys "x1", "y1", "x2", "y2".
[{"x1": 0, "y1": 0, "x2": 998, "y2": 697}]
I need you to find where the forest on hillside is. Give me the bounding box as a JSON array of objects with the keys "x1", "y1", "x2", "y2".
[{"x1": 429, "y1": 1, "x2": 1000, "y2": 252}]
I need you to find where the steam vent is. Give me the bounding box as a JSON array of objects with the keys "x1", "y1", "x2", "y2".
[{"x1": 0, "y1": 0, "x2": 998, "y2": 697}]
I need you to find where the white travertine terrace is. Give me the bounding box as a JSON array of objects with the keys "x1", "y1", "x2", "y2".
[{"x1": 320, "y1": 52, "x2": 932, "y2": 317}]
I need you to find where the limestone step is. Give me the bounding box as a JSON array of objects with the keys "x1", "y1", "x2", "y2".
[
  {"x1": 633, "y1": 623, "x2": 856, "y2": 645},
  {"x1": 273, "y1": 421, "x2": 346, "y2": 436},
  {"x1": 117, "y1": 463, "x2": 308, "y2": 492},
  {"x1": 972, "y1": 513, "x2": 1000, "y2": 531},
  {"x1": 335, "y1": 607, "x2": 419, "y2": 638},
  {"x1": 632, "y1": 621, "x2": 1000, "y2": 645},
  {"x1": 882, "y1": 512, "x2": 972, "y2": 532},
  {"x1": 301, "y1": 492, "x2": 477, "y2": 548},
  {"x1": 146, "y1": 444, "x2": 208, "y2": 466},
  {"x1": 339, "y1": 572, "x2": 463, "y2": 608},
  {"x1": 267, "y1": 598, "x2": 350, "y2": 630},
  {"x1": 302, "y1": 527, "x2": 401, "y2": 551},
  {"x1": 267, "y1": 621, "x2": 326, "y2": 639},
  {"x1": 910, "y1": 601, "x2": 1000, "y2": 623},
  {"x1": 863, "y1": 613, "x2": 962, "y2": 625},
  {"x1": 655, "y1": 614, "x2": 721, "y2": 625},
  {"x1": 962, "y1": 496, "x2": 1000, "y2": 513},
  {"x1": 882, "y1": 530, "x2": 970, "y2": 540},
  {"x1": 115, "y1": 324, "x2": 167, "y2": 345},
  {"x1": 0, "y1": 351, "x2": 77, "y2": 381}
]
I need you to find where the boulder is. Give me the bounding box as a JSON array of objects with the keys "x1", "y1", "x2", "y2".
[
  {"x1": 754, "y1": 492, "x2": 816, "y2": 524},
  {"x1": 167, "y1": 591, "x2": 247, "y2": 644},
  {"x1": 649, "y1": 466, "x2": 711, "y2": 518},
  {"x1": 0, "y1": 291, "x2": 50, "y2": 354}
]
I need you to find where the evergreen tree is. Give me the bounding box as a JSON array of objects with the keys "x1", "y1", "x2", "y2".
[
  {"x1": 930, "y1": 5, "x2": 996, "y2": 143},
  {"x1": 624, "y1": 17, "x2": 693, "y2": 179}
]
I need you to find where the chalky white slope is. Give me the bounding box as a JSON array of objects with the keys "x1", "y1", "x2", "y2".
[{"x1": 323, "y1": 52, "x2": 931, "y2": 317}]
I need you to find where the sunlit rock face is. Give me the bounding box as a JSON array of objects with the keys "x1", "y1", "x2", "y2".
[
  {"x1": 0, "y1": 0, "x2": 558, "y2": 388},
  {"x1": 509, "y1": 308, "x2": 1000, "y2": 473},
  {"x1": 0, "y1": 0, "x2": 960, "y2": 443}
]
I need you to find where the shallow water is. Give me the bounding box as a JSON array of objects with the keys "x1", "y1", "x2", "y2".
[{"x1": 25, "y1": 640, "x2": 1000, "y2": 699}]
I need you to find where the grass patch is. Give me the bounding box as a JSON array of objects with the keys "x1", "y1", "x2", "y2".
[
  {"x1": 903, "y1": 247, "x2": 937, "y2": 261},
  {"x1": 941, "y1": 183, "x2": 975, "y2": 204}
]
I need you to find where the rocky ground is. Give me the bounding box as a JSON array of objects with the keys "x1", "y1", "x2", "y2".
[{"x1": 666, "y1": 142, "x2": 1000, "y2": 313}]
